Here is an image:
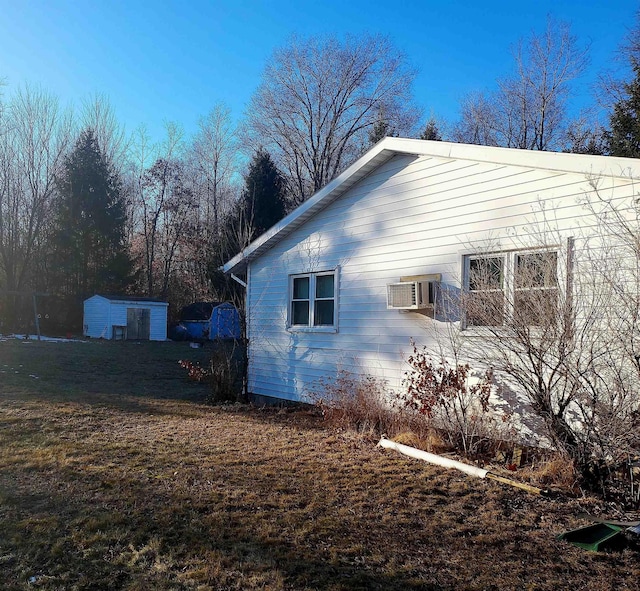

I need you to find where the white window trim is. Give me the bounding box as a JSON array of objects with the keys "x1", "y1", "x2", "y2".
[
  {"x1": 287, "y1": 268, "x2": 339, "y2": 333},
  {"x1": 461, "y1": 247, "x2": 561, "y2": 332}
]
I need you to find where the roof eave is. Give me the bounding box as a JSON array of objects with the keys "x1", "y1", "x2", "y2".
[
  {"x1": 221, "y1": 137, "x2": 640, "y2": 275},
  {"x1": 222, "y1": 141, "x2": 408, "y2": 275}
]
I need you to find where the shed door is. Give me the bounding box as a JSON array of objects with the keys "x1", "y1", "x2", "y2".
[
  {"x1": 127, "y1": 308, "x2": 150, "y2": 340},
  {"x1": 216, "y1": 307, "x2": 235, "y2": 338}
]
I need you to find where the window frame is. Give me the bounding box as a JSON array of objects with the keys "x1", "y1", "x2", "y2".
[
  {"x1": 461, "y1": 247, "x2": 560, "y2": 331},
  {"x1": 287, "y1": 269, "x2": 339, "y2": 332},
  {"x1": 465, "y1": 254, "x2": 506, "y2": 327}
]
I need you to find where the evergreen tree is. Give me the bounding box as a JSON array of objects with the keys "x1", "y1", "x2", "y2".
[
  {"x1": 420, "y1": 117, "x2": 442, "y2": 141},
  {"x1": 207, "y1": 150, "x2": 286, "y2": 304},
  {"x1": 368, "y1": 117, "x2": 396, "y2": 146},
  {"x1": 52, "y1": 128, "x2": 132, "y2": 301},
  {"x1": 606, "y1": 64, "x2": 640, "y2": 158},
  {"x1": 241, "y1": 149, "x2": 287, "y2": 239}
]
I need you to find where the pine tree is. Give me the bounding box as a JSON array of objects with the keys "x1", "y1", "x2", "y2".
[
  {"x1": 606, "y1": 64, "x2": 640, "y2": 158},
  {"x1": 242, "y1": 149, "x2": 287, "y2": 239},
  {"x1": 52, "y1": 128, "x2": 132, "y2": 300},
  {"x1": 420, "y1": 117, "x2": 442, "y2": 141}
]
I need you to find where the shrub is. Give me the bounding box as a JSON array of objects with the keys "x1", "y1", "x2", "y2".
[
  {"x1": 179, "y1": 340, "x2": 246, "y2": 403},
  {"x1": 311, "y1": 371, "x2": 402, "y2": 436},
  {"x1": 400, "y1": 343, "x2": 514, "y2": 456}
]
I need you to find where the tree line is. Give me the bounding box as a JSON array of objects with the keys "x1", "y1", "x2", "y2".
[{"x1": 1, "y1": 14, "x2": 639, "y2": 333}]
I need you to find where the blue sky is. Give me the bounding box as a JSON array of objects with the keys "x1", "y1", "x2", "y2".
[{"x1": 0, "y1": 0, "x2": 637, "y2": 142}]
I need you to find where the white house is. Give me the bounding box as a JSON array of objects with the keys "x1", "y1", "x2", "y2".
[
  {"x1": 83, "y1": 295, "x2": 168, "y2": 341},
  {"x1": 223, "y1": 138, "x2": 640, "y2": 404}
]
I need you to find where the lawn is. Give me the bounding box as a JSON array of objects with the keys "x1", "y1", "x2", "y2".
[{"x1": 0, "y1": 338, "x2": 639, "y2": 590}]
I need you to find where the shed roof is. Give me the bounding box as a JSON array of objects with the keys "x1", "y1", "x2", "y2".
[
  {"x1": 90, "y1": 294, "x2": 168, "y2": 305},
  {"x1": 222, "y1": 137, "x2": 640, "y2": 275}
]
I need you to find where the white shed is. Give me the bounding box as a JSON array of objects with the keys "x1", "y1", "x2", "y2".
[{"x1": 83, "y1": 295, "x2": 168, "y2": 341}]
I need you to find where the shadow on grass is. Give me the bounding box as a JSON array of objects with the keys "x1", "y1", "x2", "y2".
[
  {"x1": 0, "y1": 339, "x2": 334, "y2": 432},
  {"x1": 0, "y1": 465, "x2": 436, "y2": 591}
]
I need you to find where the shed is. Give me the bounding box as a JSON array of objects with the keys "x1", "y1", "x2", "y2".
[
  {"x1": 83, "y1": 295, "x2": 168, "y2": 341},
  {"x1": 179, "y1": 301, "x2": 241, "y2": 340}
]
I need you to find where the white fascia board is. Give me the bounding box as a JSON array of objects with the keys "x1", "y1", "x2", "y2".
[
  {"x1": 393, "y1": 138, "x2": 640, "y2": 179},
  {"x1": 221, "y1": 137, "x2": 640, "y2": 275}
]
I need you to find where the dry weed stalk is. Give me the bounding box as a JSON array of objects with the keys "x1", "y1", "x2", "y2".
[{"x1": 311, "y1": 370, "x2": 404, "y2": 437}]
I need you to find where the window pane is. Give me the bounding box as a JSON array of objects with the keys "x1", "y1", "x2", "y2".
[
  {"x1": 314, "y1": 300, "x2": 334, "y2": 326},
  {"x1": 316, "y1": 274, "x2": 334, "y2": 298},
  {"x1": 292, "y1": 301, "x2": 309, "y2": 325},
  {"x1": 293, "y1": 276, "x2": 309, "y2": 299},
  {"x1": 516, "y1": 252, "x2": 557, "y2": 288},
  {"x1": 469, "y1": 257, "x2": 503, "y2": 291},
  {"x1": 514, "y1": 289, "x2": 558, "y2": 325},
  {"x1": 466, "y1": 291, "x2": 504, "y2": 326}
]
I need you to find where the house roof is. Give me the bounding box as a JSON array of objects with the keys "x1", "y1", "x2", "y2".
[{"x1": 222, "y1": 137, "x2": 640, "y2": 275}]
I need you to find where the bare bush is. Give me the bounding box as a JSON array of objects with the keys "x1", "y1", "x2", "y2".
[
  {"x1": 311, "y1": 370, "x2": 403, "y2": 437},
  {"x1": 458, "y1": 211, "x2": 640, "y2": 496},
  {"x1": 179, "y1": 340, "x2": 246, "y2": 404},
  {"x1": 400, "y1": 343, "x2": 515, "y2": 457}
]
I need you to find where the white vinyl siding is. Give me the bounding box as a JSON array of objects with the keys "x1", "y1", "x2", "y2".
[{"x1": 245, "y1": 152, "x2": 639, "y2": 402}]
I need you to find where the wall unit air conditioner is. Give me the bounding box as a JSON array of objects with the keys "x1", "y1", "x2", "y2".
[{"x1": 387, "y1": 280, "x2": 435, "y2": 310}]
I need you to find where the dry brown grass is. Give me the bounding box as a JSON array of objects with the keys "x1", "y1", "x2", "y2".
[
  {"x1": 390, "y1": 430, "x2": 452, "y2": 455},
  {"x1": 1, "y1": 339, "x2": 640, "y2": 590},
  {"x1": 519, "y1": 454, "x2": 581, "y2": 492}
]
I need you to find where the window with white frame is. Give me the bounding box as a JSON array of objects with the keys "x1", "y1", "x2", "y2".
[
  {"x1": 463, "y1": 249, "x2": 559, "y2": 328},
  {"x1": 466, "y1": 255, "x2": 505, "y2": 326},
  {"x1": 289, "y1": 270, "x2": 337, "y2": 329},
  {"x1": 513, "y1": 251, "x2": 559, "y2": 325}
]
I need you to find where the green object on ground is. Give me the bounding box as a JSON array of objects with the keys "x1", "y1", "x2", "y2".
[{"x1": 557, "y1": 523, "x2": 624, "y2": 551}]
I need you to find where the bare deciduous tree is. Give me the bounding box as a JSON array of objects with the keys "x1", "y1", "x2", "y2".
[
  {"x1": 597, "y1": 9, "x2": 640, "y2": 112},
  {"x1": 244, "y1": 34, "x2": 420, "y2": 205},
  {"x1": 0, "y1": 86, "x2": 72, "y2": 300},
  {"x1": 80, "y1": 93, "x2": 129, "y2": 172},
  {"x1": 191, "y1": 103, "x2": 236, "y2": 238},
  {"x1": 562, "y1": 113, "x2": 607, "y2": 154},
  {"x1": 131, "y1": 122, "x2": 196, "y2": 298},
  {"x1": 452, "y1": 91, "x2": 498, "y2": 146},
  {"x1": 454, "y1": 19, "x2": 589, "y2": 151}
]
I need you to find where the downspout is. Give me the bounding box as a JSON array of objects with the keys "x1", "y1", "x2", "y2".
[
  {"x1": 378, "y1": 438, "x2": 488, "y2": 478},
  {"x1": 231, "y1": 273, "x2": 247, "y2": 288}
]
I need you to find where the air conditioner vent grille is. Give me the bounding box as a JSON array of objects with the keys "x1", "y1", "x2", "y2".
[
  {"x1": 388, "y1": 283, "x2": 417, "y2": 308},
  {"x1": 387, "y1": 280, "x2": 435, "y2": 310}
]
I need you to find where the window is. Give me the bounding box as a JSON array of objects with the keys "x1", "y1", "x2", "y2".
[
  {"x1": 514, "y1": 251, "x2": 558, "y2": 325},
  {"x1": 467, "y1": 256, "x2": 505, "y2": 326},
  {"x1": 463, "y1": 249, "x2": 558, "y2": 328},
  {"x1": 289, "y1": 271, "x2": 337, "y2": 329}
]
